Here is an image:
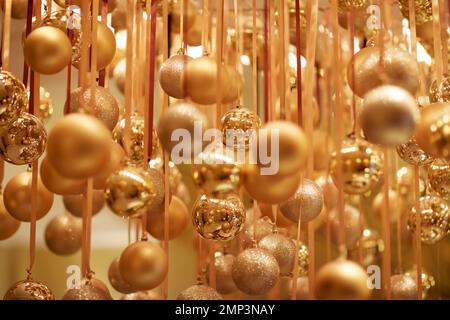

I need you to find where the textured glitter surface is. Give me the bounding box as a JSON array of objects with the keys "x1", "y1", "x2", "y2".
[
  {"x1": 428, "y1": 159, "x2": 450, "y2": 200},
  {"x1": 391, "y1": 274, "x2": 418, "y2": 300},
  {"x1": 0, "y1": 70, "x2": 28, "y2": 126},
  {"x1": 397, "y1": 137, "x2": 434, "y2": 166},
  {"x1": 212, "y1": 253, "x2": 238, "y2": 294},
  {"x1": 4, "y1": 280, "x2": 54, "y2": 300},
  {"x1": 177, "y1": 285, "x2": 223, "y2": 300},
  {"x1": 62, "y1": 284, "x2": 112, "y2": 300},
  {"x1": 259, "y1": 233, "x2": 296, "y2": 276}
]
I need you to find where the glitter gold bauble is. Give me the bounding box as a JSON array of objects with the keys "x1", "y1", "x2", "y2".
[
  {"x1": 149, "y1": 157, "x2": 182, "y2": 193},
  {"x1": 428, "y1": 159, "x2": 450, "y2": 200},
  {"x1": 391, "y1": 274, "x2": 418, "y2": 300},
  {"x1": 89, "y1": 278, "x2": 111, "y2": 297},
  {"x1": 315, "y1": 259, "x2": 370, "y2": 300},
  {"x1": 121, "y1": 291, "x2": 162, "y2": 300},
  {"x1": 372, "y1": 189, "x2": 401, "y2": 223},
  {"x1": 210, "y1": 253, "x2": 238, "y2": 294},
  {"x1": 146, "y1": 196, "x2": 188, "y2": 240},
  {"x1": 361, "y1": 85, "x2": 419, "y2": 146},
  {"x1": 398, "y1": 0, "x2": 432, "y2": 26},
  {"x1": 397, "y1": 137, "x2": 434, "y2": 166},
  {"x1": 62, "y1": 284, "x2": 113, "y2": 300},
  {"x1": 119, "y1": 241, "x2": 168, "y2": 291},
  {"x1": 3, "y1": 172, "x2": 53, "y2": 222},
  {"x1": 159, "y1": 54, "x2": 191, "y2": 99},
  {"x1": 221, "y1": 106, "x2": 261, "y2": 151},
  {"x1": 279, "y1": 179, "x2": 324, "y2": 223},
  {"x1": 0, "y1": 195, "x2": 20, "y2": 240},
  {"x1": 415, "y1": 102, "x2": 450, "y2": 160},
  {"x1": 66, "y1": 86, "x2": 120, "y2": 131},
  {"x1": 329, "y1": 205, "x2": 362, "y2": 249},
  {"x1": 259, "y1": 233, "x2": 295, "y2": 276},
  {"x1": 407, "y1": 195, "x2": 449, "y2": 244},
  {"x1": 36, "y1": 87, "x2": 53, "y2": 123},
  {"x1": 244, "y1": 216, "x2": 275, "y2": 244},
  {"x1": 405, "y1": 266, "x2": 436, "y2": 299},
  {"x1": 93, "y1": 141, "x2": 125, "y2": 190},
  {"x1": 40, "y1": 156, "x2": 86, "y2": 195},
  {"x1": 177, "y1": 285, "x2": 223, "y2": 300},
  {"x1": 329, "y1": 138, "x2": 383, "y2": 195},
  {"x1": 232, "y1": 248, "x2": 279, "y2": 296},
  {"x1": 44, "y1": 214, "x2": 82, "y2": 255},
  {"x1": 3, "y1": 280, "x2": 54, "y2": 300},
  {"x1": 0, "y1": 113, "x2": 46, "y2": 165},
  {"x1": 0, "y1": 70, "x2": 28, "y2": 126},
  {"x1": 23, "y1": 26, "x2": 72, "y2": 74},
  {"x1": 144, "y1": 168, "x2": 168, "y2": 216},
  {"x1": 63, "y1": 190, "x2": 105, "y2": 218},
  {"x1": 47, "y1": 113, "x2": 111, "y2": 179},
  {"x1": 104, "y1": 166, "x2": 155, "y2": 218},
  {"x1": 108, "y1": 258, "x2": 135, "y2": 294},
  {"x1": 222, "y1": 67, "x2": 243, "y2": 104},
  {"x1": 348, "y1": 45, "x2": 420, "y2": 98},
  {"x1": 170, "y1": 0, "x2": 197, "y2": 34},
  {"x1": 192, "y1": 192, "x2": 245, "y2": 241},
  {"x1": 0, "y1": 0, "x2": 28, "y2": 19}
]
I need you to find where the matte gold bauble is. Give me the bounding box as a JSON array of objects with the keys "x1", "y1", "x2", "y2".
[
  {"x1": 3, "y1": 280, "x2": 54, "y2": 300},
  {"x1": 279, "y1": 179, "x2": 324, "y2": 223},
  {"x1": 407, "y1": 195, "x2": 449, "y2": 244},
  {"x1": 398, "y1": 0, "x2": 432, "y2": 26},
  {"x1": 210, "y1": 253, "x2": 238, "y2": 294},
  {"x1": 66, "y1": 86, "x2": 120, "y2": 131},
  {"x1": 177, "y1": 285, "x2": 223, "y2": 300},
  {"x1": 397, "y1": 137, "x2": 434, "y2": 166},
  {"x1": 0, "y1": 0, "x2": 28, "y2": 19},
  {"x1": 0, "y1": 195, "x2": 20, "y2": 240},
  {"x1": 36, "y1": 87, "x2": 53, "y2": 123},
  {"x1": 0, "y1": 113, "x2": 47, "y2": 165},
  {"x1": 104, "y1": 166, "x2": 155, "y2": 218},
  {"x1": 348, "y1": 45, "x2": 420, "y2": 98},
  {"x1": 63, "y1": 190, "x2": 105, "y2": 218},
  {"x1": 244, "y1": 216, "x2": 275, "y2": 244},
  {"x1": 93, "y1": 141, "x2": 125, "y2": 190},
  {"x1": 314, "y1": 175, "x2": 338, "y2": 209},
  {"x1": 232, "y1": 248, "x2": 279, "y2": 296},
  {"x1": 221, "y1": 106, "x2": 261, "y2": 151},
  {"x1": 329, "y1": 138, "x2": 383, "y2": 195},
  {"x1": 3, "y1": 172, "x2": 54, "y2": 222},
  {"x1": 222, "y1": 67, "x2": 243, "y2": 104},
  {"x1": 40, "y1": 156, "x2": 86, "y2": 195},
  {"x1": 182, "y1": 56, "x2": 229, "y2": 105},
  {"x1": 415, "y1": 102, "x2": 450, "y2": 160},
  {"x1": 62, "y1": 283, "x2": 113, "y2": 300},
  {"x1": 108, "y1": 258, "x2": 135, "y2": 294},
  {"x1": 146, "y1": 196, "x2": 188, "y2": 240},
  {"x1": 0, "y1": 70, "x2": 28, "y2": 126},
  {"x1": 23, "y1": 26, "x2": 72, "y2": 74},
  {"x1": 391, "y1": 274, "x2": 418, "y2": 300},
  {"x1": 315, "y1": 259, "x2": 370, "y2": 300},
  {"x1": 361, "y1": 85, "x2": 420, "y2": 146},
  {"x1": 121, "y1": 291, "x2": 162, "y2": 300},
  {"x1": 329, "y1": 205, "x2": 362, "y2": 249},
  {"x1": 428, "y1": 159, "x2": 450, "y2": 200},
  {"x1": 47, "y1": 113, "x2": 111, "y2": 179},
  {"x1": 44, "y1": 214, "x2": 82, "y2": 255},
  {"x1": 96, "y1": 23, "x2": 116, "y2": 70},
  {"x1": 372, "y1": 189, "x2": 400, "y2": 223},
  {"x1": 175, "y1": 182, "x2": 191, "y2": 205},
  {"x1": 159, "y1": 54, "x2": 191, "y2": 99},
  {"x1": 259, "y1": 233, "x2": 295, "y2": 276},
  {"x1": 192, "y1": 192, "x2": 245, "y2": 241},
  {"x1": 170, "y1": 0, "x2": 197, "y2": 33},
  {"x1": 119, "y1": 241, "x2": 168, "y2": 291}
]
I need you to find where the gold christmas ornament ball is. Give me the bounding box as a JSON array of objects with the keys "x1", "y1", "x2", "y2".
[
  {"x1": 315, "y1": 259, "x2": 371, "y2": 300},
  {"x1": 0, "y1": 70, "x2": 28, "y2": 126},
  {"x1": 279, "y1": 179, "x2": 324, "y2": 223},
  {"x1": 0, "y1": 195, "x2": 20, "y2": 240},
  {"x1": 391, "y1": 274, "x2": 418, "y2": 300},
  {"x1": 396, "y1": 166, "x2": 426, "y2": 197},
  {"x1": 96, "y1": 23, "x2": 116, "y2": 70},
  {"x1": 47, "y1": 113, "x2": 112, "y2": 179},
  {"x1": 372, "y1": 189, "x2": 401, "y2": 223},
  {"x1": 93, "y1": 141, "x2": 125, "y2": 190},
  {"x1": 222, "y1": 67, "x2": 243, "y2": 104},
  {"x1": 258, "y1": 202, "x2": 294, "y2": 228},
  {"x1": 283, "y1": 276, "x2": 310, "y2": 300},
  {"x1": 119, "y1": 241, "x2": 168, "y2": 291},
  {"x1": 297, "y1": 242, "x2": 309, "y2": 276},
  {"x1": 63, "y1": 190, "x2": 105, "y2": 218},
  {"x1": 221, "y1": 106, "x2": 261, "y2": 151},
  {"x1": 3, "y1": 279, "x2": 54, "y2": 300},
  {"x1": 192, "y1": 192, "x2": 245, "y2": 241},
  {"x1": 121, "y1": 291, "x2": 162, "y2": 300},
  {"x1": 104, "y1": 166, "x2": 155, "y2": 218},
  {"x1": 358, "y1": 229, "x2": 384, "y2": 268},
  {"x1": 170, "y1": 0, "x2": 197, "y2": 33},
  {"x1": 23, "y1": 26, "x2": 72, "y2": 74},
  {"x1": 175, "y1": 182, "x2": 191, "y2": 206},
  {"x1": 0, "y1": 0, "x2": 28, "y2": 19},
  {"x1": 428, "y1": 159, "x2": 450, "y2": 200},
  {"x1": 186, "y1": 17, "x2": 202, "y2": 47},
  {"x1": 405, "y1": 267, "x2": 436, "y2": 299},
  {"x1": 0, "y1": 113, "x2": 47, "y2": 165},
  {"x1": 159, "y1": 54, "x2": 191, "y2": 99},
  {"x1": 329, "y1": 205, "x2": 362, "y2": 249},
  {"x1": 108, "y1": 258, "x2": 135, "y2": 294},
  {"x1": 44, "y1": 214, "x2": 82, "y2": 255},
  {"x1": 3, "y1": 172, "x2": 54, "y2": 222},
  {"x1": 231, "y1": 248, "x2": 280, "y2": 296},
  {"x1": 259, "y1": 233, "x2": 296, "y2": 276},
  {"x1": 329, "y1": 138, "x2": 383, "y2": 195},
  {"x1": 210, "y1": 253, "x2": 238, "y2": 294},
  {"x1": 244, "y1": 216, "x2": 275, "y2": 244},
  {"x1": 40, "y1": 156, "x2": 86, "y2": 195},
  {"x1": 398, "y1": 0, "x2": 432, "y2": 26},
  {"x1": 146, "y1": 196, "x2": 188, "y2": 240},
  {"x1": 361, "y1": 85, "x2": 420, "y2": 146},
  {"x1": 62, "y1": 283, "x2": 113, "y2": 300},
  {"x1": 177, "y1": 285, "x2": 223, "y2": 300},
  {"x1": 144, "y1": 168, "x2": 167, "y2": 216},
  {"x1": 430, "y1": 75, "x2": 450, "y2": 103},
  {"x1": 89, "y1": 278, "x2": 111, "y2": 297},
  {"x1": 36, "y1": 87, "x2": 53, "y2": 123},
  {"x1": 396, "y1": 137, "x2": 434, "y2": 166},
  {"x1": 315, "y1": 175, "x2": 339, "y2": 209}
]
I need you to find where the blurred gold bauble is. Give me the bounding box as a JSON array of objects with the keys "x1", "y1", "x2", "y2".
[
  {"x1": 96, "y1": 23, "x2": 116, "y2": 70},
  {"x1": 232, "y1": 248, "x2": 279, "y2": 296},
  {"x1": 119, "y1": 241, "x2": 168, "y2": 290},
  {"x1": 222, "y1": 67, "x2": 243, "y2": 104},
  {"x1": 182, "y1": 56, "x2": 229, "y2": 105},
  {"x1": 221, "y1": 106, "x2": 261, "y2": 151},
  {"x1": 313, "y1": 131, "x2": 333, "y2": 172},
  {"x1": 0, "y1": 70, "x2": 28, "y2": 126},
  {"x1": 146, "y1": 196, "x2": 188, "y2": 240},
  {"x1": 329, "y1": 205, "x2": 362, "y2": 249},
  {"x1": 314, "y1": 175, "x2": 339, "y2": 209},
  {"x1": 170, "y1": 0, "x2": 197, "y2": 33},
  {"x1": 40, "y1": 156, "x2": 86, "y2": 195},
  {"x1": 358, "y1": 229, "x2": 383, "y2": 268},
  {"x1": 23, "y1": 26, "x2": 72, "y2": 74},
  {"x1": 281, "y1": 276, "x2": 310, "y2": 300},
  {"x1": 430, "y1": 75, "x2": 450, "y2": 103},
  {"x1": 44, "y1": 214, "x2": 82, "y2": 255},
  {"x1": 415, "y1": 102, "x2": 450, "y2": 160},
  {"x1": 258, "y1": 202, "x2": 294, "y2": 228},
  {"x1": 3, "y1": 280, "x2": 54, "y2": 300},
  {"x1": 329, "y1": 138, "x2": 383, "y2": 195},
  {"x1": 428, "y1": 159, "x2": 450, "y2": 200},
  {"x1": 3, "y1": 172, "x2": 53, "y2": 222},
  {"x1": 407, "y1": 195, "x2": 449, "y2": 244},
  {"x1": 259, "y1": 233, "x2": 295, "y2": 276},
  {"x1": 113, "y1": 58, "x2": 126, "y2": 93},
  {"x1": 121, "y1": 291, "x2": 162, "y2": 300},
  {"x1": 36, "y1": 87, "x2": 53, "y2": 123},
  {"x1": 297, "y1": 242, "x2": 309, "y2": 276},
  {"x1": 372, "y1": 189, "x2": 401, "y2": 223},
  {"x1": 63, "y1": 190, "x2": 105, "y2": 218},
  {"x1": 104, "y1": 166, "x2": 155, "y2": 218},
  {"x1": 159, "y1": 54, "x2": 191, "y2": 99},
  {"x1": 93, "y1": 141, "x2": 125, "y2": 189},
  {"x1": 0, "y1": 0, "x2": 27, "y2": 19},
  {"x1": 210, "y1": 253, "x2": 238, "y2": 294},
  {"x1": 405, "y1": 266, "x2": 436, "y2": 299},
  {"x1": 192, "y1": 192, "x2": 245, "y2": 241},
  {"x1": 398, "y1": 0, "x2": 432, "y2": 26},
  {"x1": 62, "y1": 284, "x2": 112, "y2": 300},
  {"x1": 0, "y1": 195, "x2": 20, "y2": 240},
  {"x1": 244, "y1": 216, "x2": 275, "y2": 244},
  {"x1": 177, "y1": 285, "x2": 223, "y2": 300},
  {"x1": 397, "y1": 137, "x2": 434, "y2": 166},
  {"x1": 338, "y1": 0, "x2": 368, "y2": 9},
  {"x1": 396, "y1": 166, "x2": 426, "y2": 197},
  {"x1": 0, "y1": 113, "x2": 47, "y2": 165},
  {"x1": 66, "y1": 86, "x2": 120, "y2": 131},
  {"x1": 89, "y1": 278, "x2": 111, "y2": 296},
  {"x1": 175, "y1": 182, "x2": 191, "y2": 205},
  {"x1": 108, "y1": 258, "x2": 135, "y2": 294},
  {"x1": 186, "y1": 17, "x2": 202, "y2": 46},
  {"x1": 279, "y1": 179, "x2": 324, "y2": 223},
  {"x1": 348, "y1": 45, "x2": 420, "y2": 98},
  {"x1": 390, "y1": 274, "x2": 418, "y2": 300},
  {"x1": 361, "y1": 85, "x2": 419, "y2": 146},
  {"x1": 315, "y1": 259, "x2": 370, "y2": 300},
  {"x1": 47, "y1": 113, "x2": 111, "y2": 179},
  {"x1": 144, "y1": 168, "x2": 167, "y2": 216}
]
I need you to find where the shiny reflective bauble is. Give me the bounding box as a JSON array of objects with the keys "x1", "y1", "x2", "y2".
[
  {"x1": 398, "y1": 0, "x2": 433, "y2": 26},
  {"x1": 121, "y1": 291, "x2": 162, "y2": 300},
  {"x1": 391, "y1": 274, "x2": 418, "y2": 300},
  {"x1": 63, "y1": 190, "x2": 105, "y2": 218},
  {"x1": 210, "y1": 253, "x2": 238, "y2": 294},
  {"x1": 358, "y1": 229, "x2": 384, "y2": 268},
  {"x1": 0, "y1": 70, "x2": 28, "y2": 126},
  {"x1": 297, "y1": 242, "x2": 309, "y2": 276},
  {"x1": 429, "y1": 75, "x2": 450, "y2": 103},
  {"x1": 405, "y1": 266, "x2": 436, "y2": 299},
  {"x1": 3, "y1": 172, "x2": 54, "y2": 222},
  {"x1": 407, "y1": 195, "x2": 449, "y2": 244},
  {"x1": 0, "y1": 113, "x2": 46, "y2": 165},
  {"x1": 23, "y1": 26, "x2": 72, "y2": 74},
  {"x1": 192, "y1": 192, "x2": 245, "y2": 241},
  {"x1": 62, "y1": 283, "x2": 113, "y2": 300},
  {"x1": 3, "y1": 279, "x2": 54, "y2": 300},
  {"x1": 0, "y1": 0, "x2": 28, "y2": 19},
  {"x1": 221, "y1": 106, "x2": 261, "y2": 151},
  {"x1": 159, "y1": 54, "x2": 191, "y2": 99},
  {"x1": 177, "y1": 285, "x2": 223, "y2": 300},
  {"x1": 259, "y1": 233, "x2": 295, "y2": 276},
  {"x1": 104, "y1": 166, "x2": 155, "y2": 218},
  {"x1": 108, "y1": 258, "x2": 135, "y2": 294},
  {"x1": 93, "y1": 141, "x2": 125, "y2": 190},
  {"x1": 397, "y1": 137, "x2": 434, "y2": 166},
  {"x1": 329, "y1": 205, "x2": 362, "y2": 249},
  {"x1": 40, "y1": 156, "x2": 86, "y2": 195},
  {"x1": 36, "y1": 87, "x2": 53, "y2": 123},
  {"x1": 119, "y1": 241, "x2": 168, "y2": 290},
  {"x1": 396, "y1": 166, "x2": 426, "y2": 197},
  {"x1": 338, "y1": 0, "x2": 367, "y2": 9},
  {"x1": 0, "y1": 195, "x2": 20, "y2": 240},
  {"x1": 427, "y1": 159, "x2": 450, "y2": 200},
  {"x1": 372, "y1": 189, "x2": 401, "y2": 223},
  {"x1": 44, "y1": 214, "x2": 82, "y2": 255},
  {"x1": 315, "y1": 259, "x2": 371, "y2": 300},
  {"x1": 279, "y1": 179, "x2": 324, "y2": 223},
  {"x1": 329, "y1": 139, "x2": 383, "y2": 195},
  {"x1": 146, "y1": 196, "x2": 188, "y2": 240},
  {"x1": 361, "y1": 85, "x2": 419, "y2": 146},
  {"x1": 244, "y1": 216, "x2": 275, "y2": 244}
]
